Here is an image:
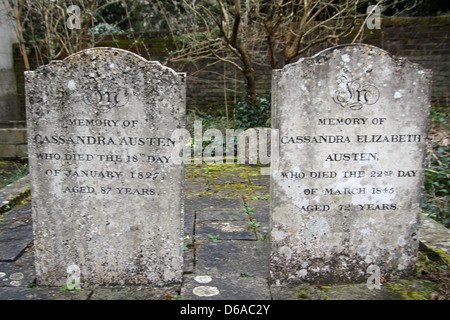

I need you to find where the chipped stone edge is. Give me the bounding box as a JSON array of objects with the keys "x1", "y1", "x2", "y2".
[
  {"x1": 25, "y1": 47, "x2": 186, "y2": 80},
  {"x1": 273, "y1": 44, "x2": 433, "y2": 81}
]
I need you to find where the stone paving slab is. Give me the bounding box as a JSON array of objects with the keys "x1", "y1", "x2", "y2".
[
  {"x1": 419, "y1": 215, "x2": 450, "y2": 253},
  {"x1": 270, "y1": 283, "x2": 404, "y2": 300},
  {"x1": 184, "y1": 209, "x2": 196, "y2": 237},
  {"x1": 242, "y1": 201, "x2": 270, "y2": 232},
  {"x1": 0, "y1": 287, "x2": 91, "y2": 300},
  {"x1": 89, "y1": 285, "x2": 180, "y2": 300},
  {"x1": 248, "y1": 175, "x2": 270, "y2": 187},
  {"x1": 196, "y1": 220, "x2": 257, "y2": 241},
  {"x1": 210, "y1": 175, "x2": 249, "y2": 184},
  {"x1": 184, "y1": 248, "x2": 194, "y2": 274},
  {"x1": 0, "y1": 201, "x2": 33, "y2": 262},
  {"x1": 185, "y1": 182, "x2": 209, "y2": 195},
  {"x1": 196, "y1": 210, "x2": 248, "y2": 221},
  {"x1": 185, "y1": 195, "x2": 244, "y2": 210},
  {"x1": 195, "y1": 240, "x2": 269, "y2": 278},
  {"x1": 0, "y1": 249, "x2": 35, "y2": 288},
  {"x1": 181, "y1": 274, "x2": 271, "y2": 300}
]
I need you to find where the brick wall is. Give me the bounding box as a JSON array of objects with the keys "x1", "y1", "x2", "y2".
[
  {"x1": 179, "y1": 16, "x2": 450, "y2": 113},
  {"x1": 12, "y1": 16, "x2": 450, "y2": 119},
  {"x1": 347, "y1": 16, "x2": 449, "y2": 107},
  {"x1": 0, "y1": 0, "x2": 20, "y2": 122},
  {"x1": 0, "y1": 126, "x2": 27, "y2": 159}
]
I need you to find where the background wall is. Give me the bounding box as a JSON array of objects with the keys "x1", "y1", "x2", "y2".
[
  {"x1": 0, "y1": 0, "x2": 20, "y2": 122},
  {"x1": 10, "y1": 16, "x2": 450, "y2": 118},
  {"x1": 346, "y1": 16, "x2": 449, "y2": 108}
]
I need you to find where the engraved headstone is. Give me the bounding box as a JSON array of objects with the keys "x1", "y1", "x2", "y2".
[
  {"x1": 25, "y1": 48, "x2": 186, "y2": 286},
  {"x1": 270, "y1": 44, "x2": 432, "y2": 285}
]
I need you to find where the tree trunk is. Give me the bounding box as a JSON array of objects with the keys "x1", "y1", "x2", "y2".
[
  {"x1": 16, "y1": 19, "x2": 30, "y2": 71},
  {"x1": 11, "y1": 0, "x2": 30, "y2": 70},
  {"x1": 244, "y1": 67, "x2": 257, "y2": 105}
]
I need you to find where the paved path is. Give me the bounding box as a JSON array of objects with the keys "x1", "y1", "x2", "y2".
[{"x1": 0, "y1": 165, "x2": 448, "y2": 300}]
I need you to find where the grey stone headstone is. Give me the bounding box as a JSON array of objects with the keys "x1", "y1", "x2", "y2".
[
  {"x1": 270, "y1": 44, "x2": 432, "y2": 285},
  {"x1": 25, "y1": 48, "x2": 186, "y2": 287}
]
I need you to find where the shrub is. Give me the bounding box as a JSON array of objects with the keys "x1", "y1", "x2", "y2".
[
  {"x1": 233, "y1": 93, "x2": 271, "y2": 130},
  {"x1": 423, "y1": 107, "x2": 449, "y2": 227}
]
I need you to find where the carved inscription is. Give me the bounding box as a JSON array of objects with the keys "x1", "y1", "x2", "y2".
[
  {"x1": 30, "y1": 117, "x2": 177, "y2": 198},
  {"x1": 278, "y1": 114, "x2": 424, "y2": 213},
  {"x1": 332, "y1": 79, "x2": 379, "y2": 110},
  {"x1": 83, "y1": 80, "x2": 129, "y2": 112}
]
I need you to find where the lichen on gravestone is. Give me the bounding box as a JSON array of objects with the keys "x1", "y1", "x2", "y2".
[
  {"x1": 270, "y1": 44, "x2": 432, "y2": 285},
  {"x1": 25, "y1": 47, "x2": 186, "y2": 287}
]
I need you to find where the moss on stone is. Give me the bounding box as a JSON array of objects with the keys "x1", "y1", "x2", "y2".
[
  {"x1": 185, "y1": 163, "x2": 269, "y2": 200},
  {"x1": 386, "y1": 279, "x2": 439, "y2": 300},
  {"x1": 415, "y1": 245, "x2": 449, "y2": 276},
  {"x1": 0, "y1": 187, "x2": 31, "y2": 216},
  {"x1": 386, "y1": 245, "x2": 449, "y2": 300}
]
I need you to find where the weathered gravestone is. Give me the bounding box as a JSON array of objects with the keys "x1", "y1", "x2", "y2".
[
  {"x1": 270, "y1": 44, "x2": 431, "y2": 285},
  {"x1": 25, "y1": 48, "x2": 186, "y2": 286}
]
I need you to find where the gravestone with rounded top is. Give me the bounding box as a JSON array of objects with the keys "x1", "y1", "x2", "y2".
[
  {"x1": 25, "y1": 47, "x2": 186, "y2": 287},
  {"x1": 270, "y1": 44, "x2": 432, "y2": 285}
]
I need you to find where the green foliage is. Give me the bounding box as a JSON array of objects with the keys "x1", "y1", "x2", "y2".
[
  {"x1": 88, "y1": 23, "x2": 123, "y2": 36},
  {"x1": 243, "y1": 205, "x2": 254, "y2": 216},
  {"x1": 296, "y1": 291, "x2": 308, "y2": 299},
  {"x1": 233, "y1": 93, "x2": 271, "y2": 130},
  {"x1": 248, "y1": 220, "x2": 261, "y2": 230},
  {"x1": 207, "y1": 234, "x2": 220, "y2": 242},
  {"x1": 60, "y1": 281, "x2": 82, "y2": 291},
  {"x1": 423, "y1": 107, "x2": 449, "y2": 227},
  {"x1": 240, "y1": 272, "x2": 255, "y2": 278},
  {"x1": 183, "y1": 235, "x2": 190, "y2": 251},
  {"x1": 96, "y1": 0, "x2": 144, "y2": 33}
]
